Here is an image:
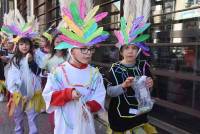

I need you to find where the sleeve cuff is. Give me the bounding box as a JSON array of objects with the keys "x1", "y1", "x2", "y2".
[
  {"x1": 50, "y1": 88, "x2": 74, "y2": 106},
  {"x1": 86, "y1": 100, "x2": 102, "y2": 113}
]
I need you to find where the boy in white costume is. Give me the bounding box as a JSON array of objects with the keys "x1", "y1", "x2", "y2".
[{"x1": 42, "y1": 0, "x2": 109, "y2": 133}]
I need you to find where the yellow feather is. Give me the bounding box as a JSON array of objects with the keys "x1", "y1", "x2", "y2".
[
  {"x1": 63, "y1": 16, "x2": 83, "y2": 37},
  {"x1": 84, "y1": 5, "x2": 99, "y2": 23},
  {"x1": 126, "y1": 15, "x2": 133, "y2": 34}
]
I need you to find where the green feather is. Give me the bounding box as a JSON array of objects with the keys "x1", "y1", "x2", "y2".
[
  {"x1": 22, "y1": 23, "x2": 29, "y2": 32},
  {"x1": 85, "y1": 27, "x2": 103, "y2": 42},
  {"x1": 59, "y1": 27, "x2": 85, "y2": 43},
  {"x1": 102, "y1": 31, "x2": 109, "y2": 35},
  {"x1": 83, "y1": 20, "x2": 96, "y2": 33},
  {"x1": 134, "y1": 23, "x2": 151, "y2": 36},
  {"x1": 131, "y1": 34, "x2": 150, "y2": 43},
  {"x1": 120, "y1": 17, "x2": 128, "y2": 44},
  {"x1": 70, "y1": 2, "x2": 83, "y2": 27},
  {"x1": 55, "y1": 42, "x2": 75, "y2": 50},
  {"x1": 1, "y1": 27, "x2": 12, "y2": 34}
]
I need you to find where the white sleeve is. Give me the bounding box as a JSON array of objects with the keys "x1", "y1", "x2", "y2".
[
  {"x1": 89, "y1": 72, "x2": 106, "y2": 111},
  {"x1": 6, "y1": 64, "x2": 22, "y2": 94},
  {"x1": 42, "y1": 68, "x2": 63, "y2": 113}
]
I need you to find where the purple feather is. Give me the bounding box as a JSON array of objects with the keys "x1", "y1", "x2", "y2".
[
  {"x1": 22, "y1": 28, "x2": 33, "y2": 36},
  {"x1": 134, "y1": 42, "x2": 150, "y2": 52},
  {"x1": 129, "y1": 16, "x2": 144, "y2": 34},
  {"x1": 26, "y1": 32, "x2": 38, "y2": 38},
  {"x1": 87, "y1": 34, "x2": 109, "y2": 45},
  {"x1": 8, "y1": 25, "x2": 21, "y2": 35}
]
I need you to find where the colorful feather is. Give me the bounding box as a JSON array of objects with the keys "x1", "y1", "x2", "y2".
[
  {"x1": 70, "y1": 2, "x2": 83, "y2": 26},
  {"x1": 85, "y1": 27, "x2": 103, "y2": 42},
  {"x1": 114, "y1": 30, "x2": 124, "y2": 45},
  {"x1": 129, "y1": 16, "x2": 144, "y2": 34},
  {"x1": 131, "y1": 34, "x2": 150, "y2": 43},
  {"x1": 126, "y1": 15, "x2": 133, "y2": 34},
  {"x1": 94, "y1": 12, "x2": 108, "y2": 22},
  {"x1": 59, "y1": 27, "x2": 85, "y2": 43},
  {"x1": 63, "y1": 16, "x2": 83, "y2": 37},
  {"x1": 83, "y1": 22, "x2": 97, "y2": 39},
  {"x1": 134, "y1": 42, "x2": 150, "y2": 52},
  {"x1": 87, "y1": 34, "x2": 109, "y2": 45},
  {"x1": 59, "y1": 35, "x2": 83, "y2": 47},
  {"x1": 79, "y1": 0, "x2": 85, "y2": 19},
  {"x1": 55, "y1": 42, "x2": 75, "y2": 50},
  {"x1": 1, "y1": 26, "x2": 13, "y2": 34},
  {"x1": 120, "y1": 17, "x2": 128, "y2": 44},
  {"x1": 8, "y1": 25, "x2": 21, "y2": 35},
  {"x1": 84, "y1": 5, "x2": 99, "y2": 23},
  {"x1": 83, "y1": 19, "x2": 96, "y2": 33},
  {"x1": 132, "y1": 23, "x2": 151, "y2": 36},
  {"x1": 62, "y1": 7, "x2": 73, "y2": 20}
]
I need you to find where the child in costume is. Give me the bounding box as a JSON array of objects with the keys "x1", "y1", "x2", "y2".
[
  {"x1": 42, "y1": 33, "x2": 68, "y2": 131},
  {"x1": 2, "y1": 9, "x2": 45, "y2": 134},
  {"x1": 42, "y1": 0, "x2": 109, "y2": 133},
  {"x1": 106, "y1": 0, "x2": 157, "y2": 133},
  {"x1": 34, "y1": 31, "x2": 52, "y2": 90},
  {"x1": 34, "y1": 31, "x2": 52, "y2": 69},
  {"x1": 42, "y1": 33, "x2": 68, "y2": 73}
]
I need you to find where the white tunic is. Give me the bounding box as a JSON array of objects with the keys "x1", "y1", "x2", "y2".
[
  {"x1": 34, "y1": 48, "x2": 48, "y2": 68},
  {"x1": 6, "y1": 57, "x2": 41, "y2": 97},
  {"x1": 42, "y1": 62, "x2": 106, "y2": 134}
]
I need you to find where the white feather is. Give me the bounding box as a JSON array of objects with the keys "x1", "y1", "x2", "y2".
[
  {"x1": 123, "y1": 0, "x2": 151, "y2": 23},
  {"x1": 59, "y1": 0, "x2": 94, "y2": 16}
]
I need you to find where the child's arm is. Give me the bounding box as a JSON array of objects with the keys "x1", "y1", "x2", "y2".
[
  {"x1": 86, "y1": 72, "x2": 106, "y2": 113},
  {"x1": 50, "y1": 88, "x2": 74, "y2": 106},
  {"x1": 28, "y1": 60, "x2": 42, "y2": 75}
]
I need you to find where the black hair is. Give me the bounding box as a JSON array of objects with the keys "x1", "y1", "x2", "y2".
[
  {"x1": 49, "y1": 34, "x2": 68, "y2": 59},
  {"x1": 10, "y1": 37, "x2": 34, "y2": 68},
  {"x1": 41, "y1": 35, "x2": 51, "y2": 47}
]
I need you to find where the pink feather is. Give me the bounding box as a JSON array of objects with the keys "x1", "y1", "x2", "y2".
[
  {"x1": 79, "y1": 0, "x2": 85, "y2": 19},
  {"x1": 129, "y1": 35, "x2": 137, "y2": 42},
  {"x1": 62, "y1": 7, "x2": 73, "y2": 19},
  {"x1": 114, "y1": 30, "x2": 124, "y2": 45},
  {"x1": 59, "y1": 35, "x2": 83, "y2": 47},
  {"x1": 94, "y1": 12, "x2": 108, "y2": 22}
]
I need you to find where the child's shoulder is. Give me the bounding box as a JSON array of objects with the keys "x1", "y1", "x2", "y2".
[
  {"x1": 110, "y1": 62, "x2": 122, "y2": 69},
  {"x1": 136, "y1": 59, "x2": 149, "y2": 67}
]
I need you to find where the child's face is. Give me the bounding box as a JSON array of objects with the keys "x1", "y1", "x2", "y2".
[
  {"x1": 18, "y1": 42, "x2": 30, "y2": 55},
  {"x1": 71, "y1": 46, "x2": 95, "y2": 64},
  {"x1": 40, "y1": 37, "x2": 48, "y2": 48},
  {"x1": 54, "y1": 37, "x2": 61, "y2": 47},
  {"x1": 121, "y1": 45, "x2": 138, "y2": 63},
  {"x1": 5, "y1": 42, "x2": 14, "y2": 51}
]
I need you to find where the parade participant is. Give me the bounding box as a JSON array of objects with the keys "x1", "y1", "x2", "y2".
[
  {"x1": 34, "y1": 32, "x2": 52, "y2": 69},
  {"x1": 2, "y1": 8, "x2": 45, "y2": 134},
  {"x1": 106, "y1": 0, "x2": 157, "y2": 133},
  {"x1": 42, "y1": 0, "x2": 109, "y2": 133},
  {"x1": 42, "y1": 33, "x2": 68, "y2": 73}
]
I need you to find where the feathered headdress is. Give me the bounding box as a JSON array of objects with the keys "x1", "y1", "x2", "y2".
[
  {"x1": 1, "y1": 9, "x2": 39, "y2": 43},
  {"x1": 114, "y1": 0, "x2": 151, "y2": 56},
  {"x1": 55, "y1": 0, "x2": 109, "y2": 49},
  {"x1": 41, "y1": 25, "x2": 55, "y2": 43}
]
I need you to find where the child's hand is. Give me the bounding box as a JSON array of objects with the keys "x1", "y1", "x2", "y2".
[
  {"x1": 72, "y1": 90, "x2": 81, "y2": 100},
  {"x1": 121, "y1": 77, "x2": 134, "y2": 89},
  {"x1": 0, "y1": 56, "x2": 9, "y2": 62},
  {"x1": 27, "y1": 53, "x2": 33, "y2": 62},
  {"x1": 146, "y1": 77, "x2": 153, "y2": 88}
]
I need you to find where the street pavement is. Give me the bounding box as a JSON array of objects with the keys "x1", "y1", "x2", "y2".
[{"x1": 0, "y1": 101, "x2": 106, "y2": 134}]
